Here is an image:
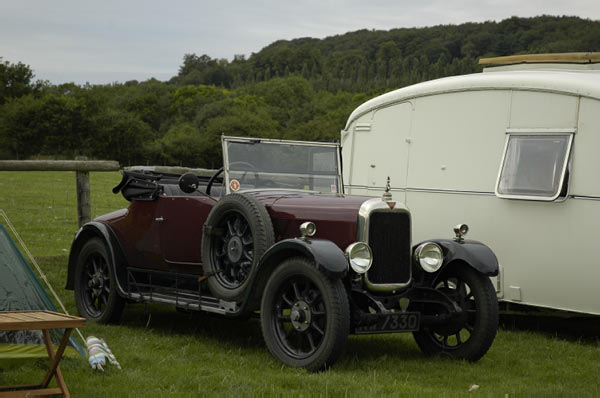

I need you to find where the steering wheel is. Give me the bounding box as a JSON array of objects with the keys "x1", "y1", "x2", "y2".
[
  {"x1": 206, "y1": 167, "x2": 224, "y2": 197},
  {"x1": 206, "y1": 162, "x2": 258, "y2": 196}
]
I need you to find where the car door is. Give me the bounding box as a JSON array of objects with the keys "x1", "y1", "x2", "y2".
[
  {"x1": 157, "y1": 195, "x2": 214, "y2": 274},
  {"x1": 110, "y1": 199, "x2": 167, "y2": 271}
]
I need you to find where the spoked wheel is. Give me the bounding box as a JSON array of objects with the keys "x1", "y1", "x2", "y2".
[
  {"x1": 203, "y1": 193, "x2": 274, "y2": 301},
  {"x1": 261, "y1": 257, "x2": 349, "y2": 371},
  {"x1": 74, "y1": 238, "x2": 124, "y2": 324},
  {"x1": 213, "y1": 212, "x2": 254, "y2": 289},
  {"x1": 413, "y1": 264, "x2": 498, "y2": 361}
]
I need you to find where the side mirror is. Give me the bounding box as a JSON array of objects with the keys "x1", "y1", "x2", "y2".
[{"x1": 178, "y1": 173, "x2": 200, "y2": 194}]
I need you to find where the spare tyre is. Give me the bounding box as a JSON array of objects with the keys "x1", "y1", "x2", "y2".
[{"x1": 202, "y1": 193, "x2": 275, "y2": 301}]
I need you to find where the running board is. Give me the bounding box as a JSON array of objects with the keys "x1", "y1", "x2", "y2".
[
  {"x1": 125, "y1": 267, "x2": 238, "y2": 315},
  {"x1": 127, "y1": 291, "x2": 237, "y2": 315}
]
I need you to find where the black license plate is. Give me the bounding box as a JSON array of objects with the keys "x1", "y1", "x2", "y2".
[{"x1": 354, "y1": 312, "x2": 420, "y2": 334}]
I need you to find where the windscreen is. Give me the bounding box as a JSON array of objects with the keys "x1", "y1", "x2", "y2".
[{"x1": 226, "y1": 140, "x2": 340, "y2": 194}]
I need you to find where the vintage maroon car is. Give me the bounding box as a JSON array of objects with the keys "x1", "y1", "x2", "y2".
[{"x1": 66, "y1": 136, "x2": 499, "y2": 371}]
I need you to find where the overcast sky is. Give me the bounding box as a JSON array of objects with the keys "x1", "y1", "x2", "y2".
[{"x1": 1, "y1": 0, "x2": 598, "y2": 85}]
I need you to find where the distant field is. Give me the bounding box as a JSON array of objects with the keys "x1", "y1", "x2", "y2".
[
  {"x1": 0, "y1": 170, "x2": 128, "y2": 256},
  {"x1": 1, "y1": 171, "x2": 600, "y2": 396}
]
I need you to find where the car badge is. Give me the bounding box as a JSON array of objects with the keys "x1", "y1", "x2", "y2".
[
  {"x1": 230, "y1": 179, "x2": 240, "y2": 192},
  {"x1": 382, "y1": 176, "x2": 396, "y2": 209}
]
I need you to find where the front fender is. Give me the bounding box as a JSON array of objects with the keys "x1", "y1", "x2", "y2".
[
  {"x1": 415, "y1": 238, "x2": 499, "y2": 277},
  {"x1": 258, "y1": 238, "x2": 348, "y2": 277},
  {"x1": 236, "y1": 238, "x2": 349, "y2": 315},
  {"x1": 66, "y1": 221, "x2": 128, "y2": 296}
]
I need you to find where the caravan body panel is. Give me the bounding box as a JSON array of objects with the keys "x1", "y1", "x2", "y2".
[{"x1": 343, "y1": 68, "x2": 600, "y2": 315}]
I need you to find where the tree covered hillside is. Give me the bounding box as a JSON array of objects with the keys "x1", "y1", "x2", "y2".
[
  {"x1": 1, "y1": 16, "x2": 599, "y2": 167},
  {"x1": 174, "y1": 15, "x2": 600, "y2": 91}
]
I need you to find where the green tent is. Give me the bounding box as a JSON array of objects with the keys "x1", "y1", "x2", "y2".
[{"x1": 0, "y1": 223, "x2": 85, "y2": 361}]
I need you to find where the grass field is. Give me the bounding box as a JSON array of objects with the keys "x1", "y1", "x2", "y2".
[{"x1": 1, "y1": 171, "x2": 600, "y2": 396}]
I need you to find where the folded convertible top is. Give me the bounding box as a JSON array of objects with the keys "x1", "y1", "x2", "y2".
[{"x1": 112, "y1": 170, "x2": 164, "y2": 201}]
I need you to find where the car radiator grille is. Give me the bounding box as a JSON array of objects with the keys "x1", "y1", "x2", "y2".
[{"x1": 367, "y1": 212, "x2": 411, "y2": 284}]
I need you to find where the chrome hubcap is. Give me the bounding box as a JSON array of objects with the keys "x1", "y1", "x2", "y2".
[
  {"x1": 291, "y1": 300, "x2": 311, "y2": 332},
  {"x1": 88, "y1": 271, "x2": 105, "y2": 296},
  {"x1": 227, "y1": 236, "x2": 243, "y2": 263}
]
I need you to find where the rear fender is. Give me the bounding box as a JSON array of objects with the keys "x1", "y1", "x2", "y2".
[{"x1": 66, "y1": 222, "x2": 128, "y2": 296}]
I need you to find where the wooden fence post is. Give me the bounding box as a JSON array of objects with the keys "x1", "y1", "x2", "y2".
[
  {"x1": 75, "y1": 157, "x2": 91, "y2": 228},
  {"x1": 0, "y1": 159, "x2": 120, "y2": 229}
]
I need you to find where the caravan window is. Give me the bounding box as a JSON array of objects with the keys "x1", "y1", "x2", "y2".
[{"x1": 496, "y1": 133, "x2": 573, "y2": 201}]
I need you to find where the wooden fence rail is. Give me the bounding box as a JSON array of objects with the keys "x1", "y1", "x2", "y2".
[
  {"x1": 0, "y1": 160, "x2": 119, "y2": 172},
  {"x1": 0, "y1": 159, "x2": 120, "y2": 228}
]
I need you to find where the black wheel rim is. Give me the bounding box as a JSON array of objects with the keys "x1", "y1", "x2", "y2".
[
  {"x1": 80, "y1": 252, "x2": 111, "y2": 317},
  {"x1": 270, "y1": 275, "x2": 327, "y2": 359},
  {"x1": 426, "y1": 275, "x2": 477, "y2": 350},
  {"x1": 212, "y1": 211, "x2": 254, "y2": 288}
]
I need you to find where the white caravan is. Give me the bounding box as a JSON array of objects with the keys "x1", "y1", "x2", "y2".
[{"x1": 342, "y1": 53, "x2": 600, "y2": 315}]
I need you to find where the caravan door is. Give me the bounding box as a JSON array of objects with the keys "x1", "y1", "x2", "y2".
[{"x1": 343, "y1": 102, "x2": 413, "y2": 201}]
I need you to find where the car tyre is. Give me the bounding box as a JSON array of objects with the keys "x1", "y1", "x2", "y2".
[
  {"x1": 74, "y1": 238, "x2": 125, "y2": 324},
  {"x1": 202, "y1": 193, "x2": 274, "y2": 301},
  {"x1": 412, "y1": 263, "x2": 498, "y2": 361},
  {"x1": 260, "y1": 257, "x2": 349, "y2": 371}
]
